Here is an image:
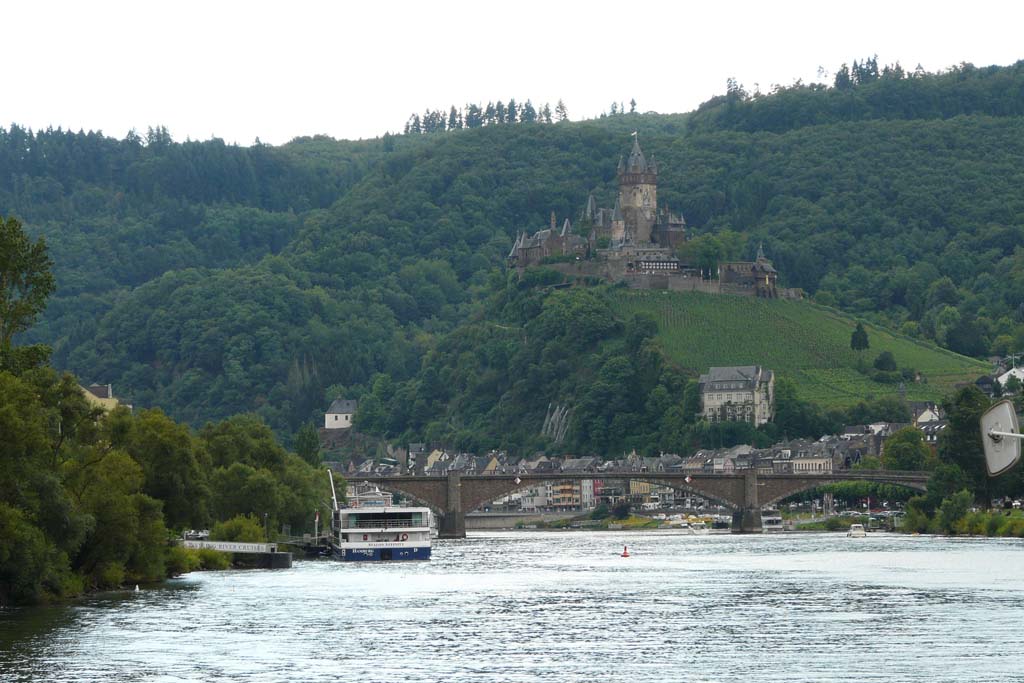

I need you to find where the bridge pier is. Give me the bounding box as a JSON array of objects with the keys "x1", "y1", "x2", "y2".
[
  {"x1": 731, "y1": 470, "x2": 763, "y2": 533},
  {"x1": 437, "y1": 471, "x2": 466, "y2": 539},
  {"x1": 731, "y1": 508, "x2": 763, "y2": 533}
]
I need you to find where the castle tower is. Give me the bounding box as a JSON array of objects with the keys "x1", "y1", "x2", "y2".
[{"x1": 617, "y1": 133, "x2": 657, "y2": 244}]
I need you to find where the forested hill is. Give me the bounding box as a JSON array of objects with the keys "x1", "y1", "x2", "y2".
[
  {"x1": 4, "y1": 59, "x2": 1024, "y2": 443},
  {"x1": 687, "y1": 59, "x2": 1024, "y2": 134}
]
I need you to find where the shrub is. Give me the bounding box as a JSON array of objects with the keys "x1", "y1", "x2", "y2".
[
  {"x1": 611, "y1": 502, "x2": 631, "y2": 520},
  {"x1": 590, "y1": 504, "x2": 610, "y2": 520},
  {"x1": 210, "y1": 514, "x2": 265, "y2": 542},
  {"x1": 998, "y1": 518, "x2": 1024, "y2": 538},
  {"x1": 197, "y1": 549, "x2": 231, "y2": 570},
  {"x1": 874, "y1": 351, "x2": 898, "y2": 372},
  {"x1": 937, "y1": 490, "x2": 973, "y2": 535},
  {"x1": 166, "y1": 547, "x2": 202, "y2": 576},
  {"x1": 824, "y1": 516, "x2": 846, "y2": 531},
  {"x1": 961, "y1": 511, "x2": 987, "y2": 535},
  {"x1": 986, "y1": 514, "x2": 1008, "y2": 536},
  {"x1": 97, "y1": 561, "x2": 126, "y2": 589},
  {"x1": 902, "y1": 506, "x2": 931, "y2": 533}
]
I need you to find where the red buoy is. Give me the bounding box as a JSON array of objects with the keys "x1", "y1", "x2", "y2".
[{"x1": 621, "y1": 545, "x2": 630, "y2": 557}]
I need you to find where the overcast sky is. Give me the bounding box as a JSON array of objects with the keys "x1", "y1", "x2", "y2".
[{"x1": 6, "y1": 1, "x2": 1023, "y2": 146}]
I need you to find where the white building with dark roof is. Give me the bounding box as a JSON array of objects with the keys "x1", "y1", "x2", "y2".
[
  {"x1": 698, "y1": 366, "x2": 775, "y2": 426},
  {"x1": 325, "y1": 398, "x2": 358, "y2": 430}
]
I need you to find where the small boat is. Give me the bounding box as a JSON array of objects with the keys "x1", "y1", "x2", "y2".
[
  {"x1": 847, "y1": 523, "x2": 867, "y2": 538},
  {"x1": 689, "y1": 521, "x2": 710, "y2": 535},
  {"x1": 761, "y1": 509, "x2": 784, "y2": 533}
]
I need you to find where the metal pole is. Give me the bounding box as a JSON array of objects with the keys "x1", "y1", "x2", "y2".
[{"x1": 987, "y1": 431, "x2": 1024, "y2": 439}]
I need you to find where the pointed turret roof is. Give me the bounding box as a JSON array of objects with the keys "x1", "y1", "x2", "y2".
[
  {"x1": 756, "y1": 242, "x2": 766, "y2": 261},
  {"x1": 617, "y1": 155, "x2": 625, "y2": 173},
  {"x1": 507, "y1": 232, "x2": 522, "y2": 259},
  {"x1": 584, "y1": 193, "x2": 597, "y2": 221},
  {"x1": 561, "y1": 218, "x2": 572, "y2": 237},
  {"x1": 627, "y1": 134, "x2": 648, "y2": 173},
  {"x1": 612, "y1": 196, "x2": 623, "y2": 221}
]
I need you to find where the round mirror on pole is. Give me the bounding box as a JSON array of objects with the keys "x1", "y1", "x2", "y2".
[{"x1": 979, "y1": 399, "x2": 1022, "y2": 477}]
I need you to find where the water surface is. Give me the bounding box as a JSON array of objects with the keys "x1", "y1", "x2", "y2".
[{"x1": 2, "y1": 531, "x2": 1022, "y2": 682}]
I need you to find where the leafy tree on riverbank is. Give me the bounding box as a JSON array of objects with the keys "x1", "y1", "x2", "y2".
[
  {"x1": 882, "y1": 427, "x2": 932, "y2": 471},
  {"x1": 0, "y1": 216, "x2": 54, "y2": 357},
  {"x1": 0, "y1": 216, "x2": 334, "y2": 605}
]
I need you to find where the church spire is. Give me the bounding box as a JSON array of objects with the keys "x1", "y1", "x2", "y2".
[{"x1": 756, "y1": 242, "x2": 766, "y2": 261}]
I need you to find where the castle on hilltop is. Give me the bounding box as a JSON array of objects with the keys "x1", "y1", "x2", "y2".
[
  {"x1": 509, "y1": 134, "x2": 686, "y2": 272},
  {"x1": 509, "y1": 135, "x2": 795, "y2": 299}
]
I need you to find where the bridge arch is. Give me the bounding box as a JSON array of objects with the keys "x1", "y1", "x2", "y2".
[
  {"x1": 757, "y1": 473, "x2": 928, "y2": 509},
  {"x1": 346, "y1": 469, "x2": 929, "y2": 538}
]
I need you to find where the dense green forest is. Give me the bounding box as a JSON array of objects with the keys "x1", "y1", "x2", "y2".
[
  {"x1": 4, "y1": 59, "x2": 1024, "y2": 444},
  {"x1": 354, "y1": 275, "x2": 942, "y2": 456},
  {"x1": 1, "y1": 216, "x2": 331, "y2": 605}
]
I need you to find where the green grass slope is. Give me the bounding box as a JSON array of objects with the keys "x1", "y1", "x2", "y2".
[{"x1": 609, "y1": 290, "x2": 988, "y2": 407}]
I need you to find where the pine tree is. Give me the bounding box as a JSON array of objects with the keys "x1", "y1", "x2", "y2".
[
  {"x1": 850, "y1": 322, "x2": 869, "y2": 351},
  {"x1": 465, "y1": 103, "x2": 483, "y2": 128},
  {"x1": 521, "y1": 100, "x2": 537, "y2": 123},
  {"x1": 540, "y1": 102, "x2": 553, "y2": 124},
  {"x1": 507, "y1": 98, "x2": 518, "y2": 124},
  {"x1": 833, "y1": 64, "x2": 853, "y2": 90},
  {"x1": 629, "y1": 98, "x2": 637, "y2": 113},
  {"x1": 448, "y1": 106, "x2": 460, "y2": 131},
  {"x1": 555, "y1": 99, "x2": 568, "y2": 122}
]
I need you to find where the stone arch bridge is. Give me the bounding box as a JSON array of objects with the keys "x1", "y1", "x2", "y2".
[{"x1": 347, "y1": 470, "x2": 929, "y2": 538}]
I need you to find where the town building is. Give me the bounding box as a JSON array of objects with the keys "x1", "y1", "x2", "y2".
[
  {"x1": 997, "y1": 366, "x2": 1024, "y2": 388},
  {"x1": 909, "y1": 402, "x2": 942, "y2": 424},
  {"x1": 698, "y1": 366, "x2": 775, "y2": 425},
  {"x1": 80, "y1": 383, "x2": 129, "y2": 412},
  {"x1": 325, "y1": 398, "x2": 357, "y2": 430}
]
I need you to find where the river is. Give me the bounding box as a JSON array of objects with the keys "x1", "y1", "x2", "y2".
[{"x1": 2, "y1": 531, "x2": 1023, "y2": 682}]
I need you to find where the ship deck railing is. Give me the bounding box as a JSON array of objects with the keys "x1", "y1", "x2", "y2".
[{"x1": 344, "y1": 519, "x2": 426, "y2": 529}]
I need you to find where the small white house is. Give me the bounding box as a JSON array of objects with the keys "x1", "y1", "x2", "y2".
[
  {"x1": 325, "y1": 398, "x2": 357, "y2": 430},
  {"x1": 997, "y1": 367, "x2": 1024, "y2": 388}
]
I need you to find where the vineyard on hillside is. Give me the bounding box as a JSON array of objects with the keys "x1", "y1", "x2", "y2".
[{"x1": 609, "y1": 290, "x2": 989, "y2": 407}]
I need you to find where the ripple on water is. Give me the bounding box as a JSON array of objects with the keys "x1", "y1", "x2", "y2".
[{"x1": 2, "y1": 532, "x2": 1023, "y2": 682}]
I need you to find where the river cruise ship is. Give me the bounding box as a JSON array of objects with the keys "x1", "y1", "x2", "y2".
[
  {"x1": 327, "y1": 472, "x2": 431, "y2": 561},
  {"x1": 332, "y1": 506, "x2": 432, "y2": 561}
]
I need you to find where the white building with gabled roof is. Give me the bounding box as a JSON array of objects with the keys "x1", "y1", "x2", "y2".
[
  {"x1": 698, "y1": 366, "x2": 775, "y2": 426},
  {"x1": 325, "y1": 398, "x2": 357, "y2": 430}
]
